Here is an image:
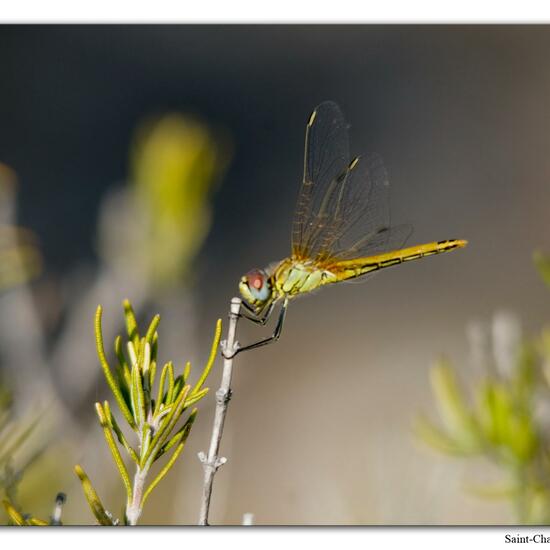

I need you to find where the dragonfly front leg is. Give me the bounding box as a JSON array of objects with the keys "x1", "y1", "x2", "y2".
[
  {"x1": 225, "y1": 298, "x2": 289, "y2": 358},
  {"x1": 239, "y1": 300, "x2": 275, "y2": 326}
]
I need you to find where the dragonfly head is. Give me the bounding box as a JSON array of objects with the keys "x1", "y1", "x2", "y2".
[{"x1": 239, "y1": 268, "x2": 272, "y2": 311}]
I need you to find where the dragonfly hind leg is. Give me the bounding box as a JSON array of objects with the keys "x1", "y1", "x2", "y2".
[{"x1": 225, "y1": 298, "x2": 289, "y2": 358}]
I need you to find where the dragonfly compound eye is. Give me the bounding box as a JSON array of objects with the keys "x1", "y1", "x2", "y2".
[
  {"x1": 247, "y1": 270, "x2": 264, "y2": 291},
  {"x1": 239, "y1": 269, "x2": 271, "y2": 304}
]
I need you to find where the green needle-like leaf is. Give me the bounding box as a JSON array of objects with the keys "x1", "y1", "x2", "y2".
[
  {"x1": 142, "y1": 342, "x2": 151, "y2": 376},
  {"x1": 95, "y1": 306, "x2": 135, "y2": 428},
  {"x1": 166, "y1": 362, "x2": 175, "y2": 404},
  {"x1": 184, "y1": 388, "x2": 209, "y2": 408},
  {"x1": 182, "y1": 361, "x2": 191, "y2": 384},
  {"x1": 3, "y1": 500, "x2": 28, "y2": 525},
  {"x1": 30, "y1": 517, "x2": 49, "y2": 526},
  {"x1": 123, "y1": 299, "x2": 140, "y2": 347},
  {"x1": 156, "y1": 409, "x2": 197, "y2": 460},
  {"x1": 145, "y1": 314, "x2": 160, "y2": 346},
  {"x1": 127, "y1": 341, "x2": 138, "y2": 370},
  {"x1": 149, "y1": 360, "x2": 157, "y2": 391},
  {"x1": 154, "y1": 363, "x2": 170, "y2": 416},
  {"x1": 74, "y1": 465, "x2": 114, "y2": 526},
  {"x1": 141, "y1": 412, "x2": 196, "y2": 508},
  {"x1": 137, "y1": 337, "x2": 146, "y2": 372},
  {"x1": 104, "y1": 401, "x2": 139, "y2": 464},
  {"x1": 192, "y1": 318, "x2": 222, "y2": 395},
  {"x1": 131, "y1": 359, "x2": 146, "y2": 426},
  {"x1": 115, "y1": 335, "x2": 132, "y2": 389},
  {"x1": 142, "y1": 385, "x2": 190, "y2": 467},
  {"x1": 95, "y1": 403, "x2": 133, "y2": 501}
]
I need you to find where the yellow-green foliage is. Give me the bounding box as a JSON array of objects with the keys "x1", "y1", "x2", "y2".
[
  {"x1": 417, "y1": 254, "x2": 550, "y2": 524},
  {"x1": 0, "y1": 164, "x2": 41, "y2": 291},
  {"x1": 534, "y1": 251, "x2": 550, "y2": 290},
  {"x1": 0, "y1": 381, "x2": 52, "y2": 525},
  {"x1": 2, "y1": 499, "x2": 48, "y2": 526},
  {"x1": 129, "y1": 115, "x2": 230, "y2": 288},
  {"x1": 75, "y1": 300, "x2": 221, "y2": 525},
  {"x1": 417, "y1": 349, "x2": 538, "y2": 460}
]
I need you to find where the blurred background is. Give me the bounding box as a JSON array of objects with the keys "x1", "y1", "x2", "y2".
[{"x1": 1, "y1": 25, "x2": 550, "y2": 525}]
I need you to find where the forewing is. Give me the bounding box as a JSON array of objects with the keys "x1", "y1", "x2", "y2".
[
  {"x1": 291, "y1": 101, "x2": 350, "y2": 259},
  {"x1": 291, "y1": 102, "x2": 412, "y2": 267}
]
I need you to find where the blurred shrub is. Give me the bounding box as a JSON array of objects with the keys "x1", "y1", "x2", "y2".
[
  {"x1": 0, "y1": 163, "x2": 50, "y2": 524},
  {"x1": 416, "y1": 252, "x2": 550, "y2": 524},
  {"x1": 0, "y1": 164, "x2": 41, "y2": 291},
  {"x1": 0, "y1": 379, "x2": 46, "y2": 524},
  {"x1": 99, "y1": 115, "x2": 230, "y2": 291}
]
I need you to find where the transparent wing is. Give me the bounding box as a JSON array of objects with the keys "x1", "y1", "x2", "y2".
[
  {"x1": 334, "y1": 223, "x2": 414, "y2": 284},
  {"x1": 291, "y1": 101, "x2": 350, "y2": 259},
  {"x1": 320, "y1": 154, "x2": 413, "y2": 263},
  {"x1": 291, "y1": 101, "x2": 412, "y2": 265}
]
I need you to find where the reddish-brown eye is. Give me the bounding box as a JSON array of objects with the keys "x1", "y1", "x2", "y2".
[{"x1": 246, "y1": 270, "x2": 264, "y2": 290}]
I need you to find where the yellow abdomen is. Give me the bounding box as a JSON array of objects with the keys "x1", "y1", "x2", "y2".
[
  {"x1": 272, "y1": 239, "x2": 467, "y2": 299},
  {"x1": 327, "y1": 239, "x2": 468, "y2": 282}
]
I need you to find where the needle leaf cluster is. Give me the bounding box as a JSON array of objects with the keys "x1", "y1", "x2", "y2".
[{"x1": 75, "y1": 300, "x2": 221, "y2": 525}]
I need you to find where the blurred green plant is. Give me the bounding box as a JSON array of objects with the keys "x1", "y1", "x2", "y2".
[
  {"x1": 3, "y1": 492, "x2": 66, "y2": 526},
  {"x1": 0, "y1": 164, "x2": 42, "y2": 290},
  {"x1": 100, "y1": 115, "x2": 230, "y2": 290},
  {"x1": 416, "y1": 251, "x2": 550, "y2": 524},
  {"x1": 534, "y1": 251, "x2": 550, "y2": 290},
  {"x1": 75, "y1": 300, "x2": 221, "y2": 525},
  {"x1": 3, "y1": 499, "x2": 48, "y2": 526},
  {"x1": 0, "y1": 379, "x2": 51, "y2": 524},
  {"x1": 0, "y1": 164, "x2": 49, "y2": 525}
]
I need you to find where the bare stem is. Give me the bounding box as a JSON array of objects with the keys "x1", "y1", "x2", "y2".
[
  {"x1": 198, "y1": 297, "x2": 241, "y2": 526},
  {"x1": 126, "y1": 468, "x2": 148, "y2": 525}
]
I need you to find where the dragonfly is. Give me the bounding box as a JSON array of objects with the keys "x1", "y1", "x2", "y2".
[{"x1": 232, "y1": 101, "x2": 467, "y2": 356}]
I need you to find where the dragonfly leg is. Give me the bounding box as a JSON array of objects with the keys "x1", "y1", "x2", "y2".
[
  {"x1": 240, "y1": 299, "x2": 257, "y2": 315},
  {"x1": 239, "y1": 301, "x2": 275, "y2": 326},
  {"x1": 227, "y1": 298, "x2": 288, "y2": 358}
]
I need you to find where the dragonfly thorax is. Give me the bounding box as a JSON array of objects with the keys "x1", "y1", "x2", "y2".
[{"x1": 272, "y1": 258, "x2": 335, "y2": 298}]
